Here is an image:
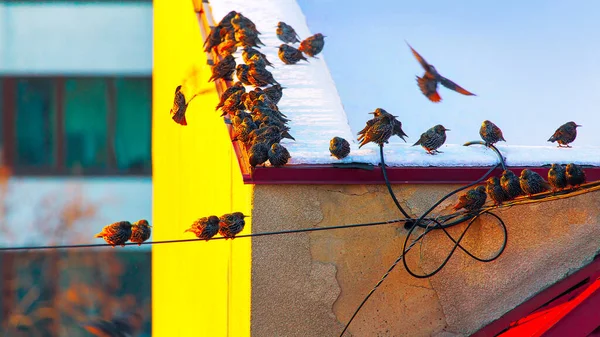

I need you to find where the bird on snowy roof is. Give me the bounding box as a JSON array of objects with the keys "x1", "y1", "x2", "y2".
[
  {"x1": 548, "y1": 121, "x2": 581, "y2": 148},
  {"x1": 406, "y1": 41, "x2": 476, "y2": 103}
]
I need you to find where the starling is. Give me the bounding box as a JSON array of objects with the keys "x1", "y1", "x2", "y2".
[
  {"x1": 548, "y1": 163, "x2": 568, "y2": 191},
  {"x1": 219, "y1": 25, "x2": 235, "y2": 42},
  {"x1": 453, "y1": 185, "x2": 487, "y2": 212},
  {"x1": 406, "y1": 41, "x2": 476, "y2": 103},
  {"x1": 248, "y1": 142, "x2": 269, "y2": 167},
  {"x1": 216, "y1": 81, "x2": 245, "y2": 110},
  {"x1": 548, "y1": 121, "x2": 581, "y2": 148},
  {"x1": 84, "y1": 313, "x2": 142, "y2": 337},
  {"x1": 235, "y1": 27, "x2": 265, "y2": 48},
  {"x1": 500, "y1": 169, "x2": 523, "y2": 200},
  {"x1": 236, "y1": 64, "x2": 252, "y2": 85},
  {"x1": 278, "y1": 44, "x2": 308, "y2": 65},
  {"x1": 276, "y1": 21, "x2": 301, "y2": 44},
  {"x1": 216, "y1": 39, "x2": 237, "y2": 58},
  {"x1": 242, "y1": 47, "x2": 274, "y2": 67},
  {"x1": 231, "y1": 13, "x2": 259, "y2": 34},
  {"x1": 268, "y1": 143, "x2": 291, "y2": 167},
  {"x1": 204, "y1": 24, "x2": 222, "y2": 53},
  {"x1": 231, "y1": 110, "x2": 252, "y2": 127},
  {"x1": 369, "y1": 108, "x2": 408, "y2": 142},
  {"x1": 247, "y1": 54, "x2": 271, "y2": 69},
  {"x1": 330, "y1": 137, "x2": 351, "y2": 159},
  {"x1": 479, "y1": 120, "x2": 506, "y2": 146},
  {"x1": 184, "y1": 216, "x2": 220, "y2": 241},
  {"x1": 170, "y1": 85, "x2": 190, "y2": 126},
  {"x1": 486, "y1": 177, "x2": 509, "y2": 206},
  {"x1": 519, "y1": 169, "x2": 551, "y2": 196},
  {"x1": 248, "y1": 64, "x2": 280, "y2": 87},
  {"x1": 94, "y1": 221, "x2": 133, "y2": 247},
  {"x1": 413, "y1": 125, "x2": 449, "y2": 154},
  {"x1": 220, "y1": 89, "x2": 245, "y2": 116},
  {"x1": 209, "y1": 55, "x2": 236, "y2": 82},
  {"x1": 357, "y1": 114, "x2": 396, "y2": 148},
  {"x1": 219, "y1": 212, "x2": 248, "y2": 239},
  {"x1": 263, "y1": 84, "x2": 284, "y2": 104},
  {"x1": 566, "y1": 163, "x2": 586, "y2": 187},
  {"x1": 129, "y1": 219, "x2": 151, "y2": 246},
  {"x1": 233, "y1": 117, "x2": 258, "y2": 144},
  {"x1": 299, "y1": 33, "x2": 326, "y2": 57},
  {"x1": 217, "y1": 10, "x2": 237, "y2": 28}
]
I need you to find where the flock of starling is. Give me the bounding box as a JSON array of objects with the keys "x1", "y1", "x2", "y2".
[
  {"x1": 184, "y1": 212, "x2": 248, "y2": 240},
  {"x1": 453, "y1": 164, "x2": 587, "y2": 212},
  {"x1": 94, "y1": 220, "x2": 152, "y2": 247},
  {"x1": 169, "y1": 10, "x2": 326, "y2": 169}
]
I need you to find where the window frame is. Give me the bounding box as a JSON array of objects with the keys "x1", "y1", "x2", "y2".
[{"x1": 1, "y1": 76, "x2": 152, "y2": 177}]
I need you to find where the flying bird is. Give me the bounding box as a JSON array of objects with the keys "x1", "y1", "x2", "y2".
[
  {"x1": 330, "y1": 137, "x2": 351, "y2": 159},
  {"x1": 548, "y1": 163, "x2": 568, "y2": 191},
  {"x1": 299, "y1": 33, "x2": 326, "y2": 57},
  {"x1": 406, "y1": 41, "x2": 476, "y2": 103},
  {"x1": 276, "y1": 21, "x2": 301, "y2": 44},
  {"x1": 94, "y1": 221, "x2": 133, "y2": 247},
  {"x1": 413, "y1": 125, "x2": 449, "y2": 154},
  {"x1": 548, "y1": 121, "x2": 581, "y2": 148},
  {"x1": 479, "y1": 120, "x2": 506, "y2": 146},
  {"x1": 184, "y1": 216, "x2": 221, "y2": 241},
  {"x1": 519, "y1": 169, "x2": 551, "y2": 196},
  {"x1": 453, "y1": 185, "x2": 487, "y2": 212},
  {"x1": 278, "y1": 44, "x2": 308, "y2": 65},
  {"x1": 129, "y1": 219, "x2": 151, "y2": 246}
]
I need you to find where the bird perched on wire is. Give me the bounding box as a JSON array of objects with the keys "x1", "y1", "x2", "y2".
[
  {"x1": 413, "y1": 125, "x2": 450, "y2": 155},
  {"x1": 548, "y1": 121, "x2": 581, "y2": 148},
  {"x1": 209, "y1": 54, "x2": 236, "y2": 82},
  {"x1": 330, "y1": 137, "x2": 351, "y2": 159},
  {"x1": 278, "y1": 44, "x2": 308, "y2": 64},
  {"x1": 94, "y1": 221, "x2": 133, "y2": 247},
  {"x1": 548, "y1": 163, "x2": 567, "y2": 191},
  {"x1": 219, "y1": 212, "x2": 248, "y2": 239},
  {"x1": 406, "y1": 41, "x2": 476, "y2": 103},
  {"x1": 357, "y1": 114, "x2": 395, "y2": 148},
  {"x1": 453, "y1": 185, "x2": 487, "y2": 212},
  {"x1": 242, "y1": 47, "x2": 274, "y2": 67},
  {"x1": 500, "y1": 169, "x2": 523, "y2": 200},
  {"x1": 248, "y1": 64, "x2": 280, "y2": 87},
  {"x1": 519, "y1": 169, "x2": 551, "y2": 196},
  {"x1": 486, "y1": 177, "x2": 508, "y2": 206},
  {"x1": 236, "y1": 64, "x2": 252, "y2": 85},
  {"x1": 370, "y1": 108, "x2": 408, "y2": 142},
  {"x1": 216, "y1": 81, "x2": 246, "y2": 110},
  {"x1": 566, "y1": 163, "x2": 586, "y2": 187},
  {"x1": 184, "y1": 216, "x2": 221, "y2": 241},
  {"x1": 479, "y1": 120, "x2": 506, "y2": 146},
  {"x1": 204, "y1": 24, "x2": 223, "y2": 53},
  {"x1": 268, "y1": 143, "x2": 291, "y2": 167},
  {"x1": 299, "y1": 33, "x2": 326, "y2": 57},
  {"x1": 129, "y1": 219, "x2": 151, "y2": 246},
  {"x1": 263, "y1": 84, "x2": 284, "y2": 104},
  {"x1": 248, "y1": 142, "x2": 269, "y2": 167},
  {"x1": 84, "y1": 313, "x2": 143, "y2": 337},
  {"x1": 276, "y1": 21, "x2": 301, "y2": 44}
]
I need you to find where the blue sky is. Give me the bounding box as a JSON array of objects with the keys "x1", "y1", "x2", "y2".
[{"x1": 296, "y1": 0, "x2": 600, "y2": 147}]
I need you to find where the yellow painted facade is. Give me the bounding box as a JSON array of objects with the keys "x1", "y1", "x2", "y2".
[{"x1": 152, "y1": 1, "x2": 252, "y2": 335}]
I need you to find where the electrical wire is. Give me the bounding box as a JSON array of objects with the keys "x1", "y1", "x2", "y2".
[{"x1": 379, "y1": 145, "x2": 412, "y2": 220}]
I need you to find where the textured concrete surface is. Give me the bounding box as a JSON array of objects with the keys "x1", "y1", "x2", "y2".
[{"x1": 251, "y1": 184, "x2": 600, "y2": 336}]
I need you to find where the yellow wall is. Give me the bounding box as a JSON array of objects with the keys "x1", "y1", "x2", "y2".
[{"x1": 152, "y1": 1, "x2": 252, "y2": 336}]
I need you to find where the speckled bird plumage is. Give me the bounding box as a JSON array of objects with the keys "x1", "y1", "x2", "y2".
[
  {"x1": 209, "y1": 55, "x2": 236, "y2": 82},
  {"x1": 94, "y1": 221, "x2": 132, "y2": 247},
  {"x1": 248, "y1": 64, "x2": 279, "y2": 87},
  {"x1": 217, "y1": 11, "x2": 237, "y2": 29},
  {"x1": 170, "y1": 85, "x2": 189, "y2": 126},
  {"x1": 129, "y1": 219, "x2": 151, "y2": 246},
  {"x1": 500, "y1": 169, "x2": 523, "y2": 199},
  {"x1": 242, "y1": 47, "x2": 273, "y2": 67},
  {"x1": 370, "y1": 108, "x2": 408, "y2": 142},
  {"x1": 248, "y1": 142, "x2": 269, "y2": 167},
  {"x1": 204, "y1": 24, "x2": 222, "y2": 53},
  {"x1": 566, "y1": 163, "x2": 586, "y2": 187},
  {"x1": 236, "y1": 64, "x2": 252, "y2": 85},
  {"x1": 231, "y1": 13, "x2": 259, "y2": 34},
  {"x1": 220, "y1": 89, "x2": 245, "y2": 116},
  {"x1": 413, "y1": 125, "x2": 449, "y2": 154},
  {"x1": 486, "y1": 177, "x2": 508, "y2": 206},
  {"x1": 406, "y1": 41, "x2": 476, "y2": 103},
  {"x1": 216, "y1": 39, "x2": 237, "y2": 58},
  {"x1": 219, "y1": 212, "x2": 248, "y2": 239},
  {"x1": 548, "y1": 163, "x2": 568, "y2": 191},
  {"x1": 453, "y1": 185, "x2": 487, "y2": 212},
  {"x1": 263, "y1": 84, "x2": 284, "y2": 104},
  {"x1": 235, "y1": 27, "x2": 265, "y2": 48},
  {"x1": 276, "y1": 21, "x2": 301, "y2": 44},
  {"x1": 84, "y1": 314, "x2": 141, "y2": 337},
  {"x1": 268, "y1": 143, "x2": 291, "y2": 167},
  {"x1": 278, "y1": 44, "x2": 308, "y2": 64},
  {"x1": 548, "y1": 121, "x2": 581, "y2": 148},
  {"x1": 184, "y1": 216, "x2": 220, "y2": 241},
  {"x1": 233, "y1": 117, "x2": 258, "y2": 144},
  {"x1": 247, "y1": 54, "x2": 272, "y2": 69},
  {"x1": 519, "y1": 169, "x2": 551, "y2": 195},
  {"x1": 479, "y1": 120, "x2": 506, "y2": 146},
  {"x1": 358, "y1": 115, "x2": 394, "y2": 148},
  {"x1": 299, "y1": 33, "x2": 325, "y2": 57},
  {"x1": 330, "y1": 137, "x2": 351, "y2": 159},
  {"x1": 216, "y1": 81, "x2": 245, "y2": 110}
]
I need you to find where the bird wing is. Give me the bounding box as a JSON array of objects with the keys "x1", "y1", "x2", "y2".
[
  {"x1": 439, "y1": 76, "x2": 476, "y2": 96},
  {"x1": 406, "y1": 41, "x2": 432, "y2": 72},
  {"x1": 417, "y1": 76, "x2": 441, "y2": 103}
]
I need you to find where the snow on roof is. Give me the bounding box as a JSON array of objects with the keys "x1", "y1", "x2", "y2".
[{"x1": 208, "y1": 0, "x2": 600, "y2": 167}]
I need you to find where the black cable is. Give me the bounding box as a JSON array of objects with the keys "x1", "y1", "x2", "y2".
[
  {"x1": 379, "y1": 145, "x2": 412, "y2": 221},
  {"x1": 0, "y1": 218, "x2": 409, "y2": 252}
]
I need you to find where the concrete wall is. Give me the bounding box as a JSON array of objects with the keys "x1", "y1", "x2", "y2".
[
  {"x1": 0, "y1": 2, "x2": 152, "y2": 75},
  {"x1": 251, "y1": 184, "x2": 600, "y2": 336}
]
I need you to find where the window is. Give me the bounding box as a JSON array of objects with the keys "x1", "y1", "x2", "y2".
[{"x1": 0, "y1": 77, "x2": 152, "y2": 176}]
